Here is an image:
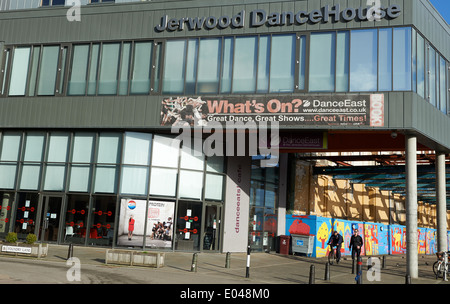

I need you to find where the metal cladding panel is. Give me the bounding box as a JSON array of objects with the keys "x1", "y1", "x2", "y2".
[{"x1": 0, "y1": 0, "x2": 423, "y2": 43}]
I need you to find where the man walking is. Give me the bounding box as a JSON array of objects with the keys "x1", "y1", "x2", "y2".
[{"x1": 349, "y1": 229, "x2": 363, "y2": 260}]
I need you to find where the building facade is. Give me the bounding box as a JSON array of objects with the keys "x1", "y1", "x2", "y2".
[{"x1": 0, "y1": 0, "x2": 448, "y2": 269}]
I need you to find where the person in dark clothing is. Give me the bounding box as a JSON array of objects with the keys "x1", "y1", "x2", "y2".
[
  {"x1": 328, "y1": 230, "x2": 343, "y2": 263},
  {"x1": 349, "y1": 229, "x2": 364, "y2": 260}
]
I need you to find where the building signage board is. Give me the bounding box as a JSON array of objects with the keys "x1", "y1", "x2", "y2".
[
  {"x1": 155, "y1": 5, "x2": 401, "y2": 32},
  {"x1": 161, "y1": 94, "x2": 385, "y2": 128}
]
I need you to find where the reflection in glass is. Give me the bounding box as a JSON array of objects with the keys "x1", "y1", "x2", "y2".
[
  {"x1": 257, "y1": 36, "x2": 270, "y2": 93},
  {"x1": 185, "y1": 39, "x2": 199, "y2": 95},
  {"x1": 233, "y1": 36, "x2": 257, "y2": 93},
  {"x1": 220, "y1": 37, "x2": 233, "y2": 94},
  {"x1": 378, "y1": 28, "x2": 392, "y2": 91},
  {"x1": 68, "y1": 45, "x2": 89, "y2": 95},
  {"x1": 98, "y1": 43, "x2": 120, "y2": 95},
  {"x1": 336, "y1": 32, "x2": 349, "y2": 92},
  {"x1": 270, "y1": 34, "x2": 295, "y2": 93},
  {"x1": 429, "y1": 46, "x2": 436, "y2": 106},
  {"x1": 417, "y1": 34, "x2": 425, "y2": 98},
  {"x1": 309, "y1": 32, "x2": 335, "y2": 92},
  {"x1": 38, "y1": 46, "x2": 59, "y2": 95},
  {"x1": 118, "y1": 42, "x2": 131, "y2": 95},
  {"x1": 197, "y1": 38, "x2": 221, "y2": 94},
  {"x1": 393, "y1": 27, "x2": 412, "y2": 91},
  {"x1": 162, "y1": 40, "x2": 186, "y2": 94},
  {"x1": 350, "y1": 29, "x2": 377, "y2": 92},
  {"x1": 131, "y1": 42, "x2": 152, "y2": 94},
  {"x1": 9, "y1": 47, "x2": 31, "y2": 96}
]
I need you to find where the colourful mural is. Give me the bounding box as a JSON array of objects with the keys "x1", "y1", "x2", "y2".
[
  {"x1": 418, "y1": 228, "x2": 426, "y2": 255},
  {"x1": 389, "y1": 225, "x2": 406, "y2": 254},
  {"x1": 286, "y1": 215, "x2": 446, "y2": 258},
  {"x1": 426, "y1": 229, "x2": 437, "y2": 255}
]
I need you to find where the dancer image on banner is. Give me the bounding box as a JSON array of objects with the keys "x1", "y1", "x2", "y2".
[{"x1": 128, "y1": 215, "x2": 135, "y2": 241}]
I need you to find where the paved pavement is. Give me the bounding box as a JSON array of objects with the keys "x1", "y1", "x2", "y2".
[{"x1": 0, "y1": 244, "x2": 447, "y2": 301}]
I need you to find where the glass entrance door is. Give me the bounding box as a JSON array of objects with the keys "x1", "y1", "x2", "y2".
[
  {"x1": 202, "y1": 203, "x2": 221, "y2": 251},
  {"x1": 38, "y1": 196, "x2": 63, "y2": 242}
]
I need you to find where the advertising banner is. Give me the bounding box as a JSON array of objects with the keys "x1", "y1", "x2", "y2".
[{"x1": 161, "y1": 94, "x2": 384, "y2": 127}]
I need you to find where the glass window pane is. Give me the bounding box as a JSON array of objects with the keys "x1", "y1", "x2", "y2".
[
  {"x1": 98, "y1": 43, "x2": 120, "y2": 95},
  {"x1": 23, "y1": 133, "x2": 45, "y2": 162},
  {"x1": 88, "y1": 44, "x2": 100, "y2": 95},
  {"x1": 72, "y1": 133, "x2": 94, "y2": 163},
  {"x1": 118, "y1": 42, "x2": 131, "y2": 95},
  {"x1": 1, "y1": 133, "x2": 21, "y2": 161},
  {"x1": 309, "y1": 32, "x2": 335, "y2": 92},
  {"x1": 68, "y1": 45, "x2": 89, "y2": 95},
  {"x1": 298, "y1": 35, "x2": 307, "y2": 91},
  {"x1": 350, "y1": 29, "x2": 378, "y2": 92},
  {"x1": 429, "y1": 46, "x2": 437, "y2": 106},
  {"x1": 47, "y1": 133, "x2": 69, "y2": 162},
  {"x1": 97, "y1": 133, "x2": 121, "y2": 164},
  {"x1": 69, "y1": 165, "x2": 90, "y2": 192},
  {"x1": 417, "y1": 35, "x2": 425, "y2": 98},
  {"x1": 412, "y1": 29, "x2": 417, "y2": 93},
  {"x1": 151, "y1": 135, "x2": 180, "y2": 168},
  {"x1": 131, "y1": 42, "x2": 152, "y2": 94},
  {"x1": 20, "y1": 164, "x2": 41, "y2": 190},
  {"x1": 0, "y1": 164, "x2": 16, "y2": 189},
  {"x1": 178, "y1": 170, "x2": 203, "y2": 199},
  {"x1": 37, "y1": 46, "x2": 59, "y2": 96},
  {"x1": 206, "y1": 155, "x2": 224, "y2": 173},
  {"x1": 28, "y1": 47, "x2": 40, "y2": 96},
  {"x1": 197, "y1": 38, "x2": 221, "y2": 94},
  {"x1": 162, "y1": 40, "x2": 186, "y2": 94},
  {"x1": 94, "y1": 166, "x2": 117, "y2": 193},
  {"x1": 257, "y1": 36, "x2": 270, "y2": 93},
  {"x1": 233, "y1": 36, "x2": 257, "y2": 93},
  {"x1": 393, "y1": 27, "x2": 412, "y2": 91},
  {"x1": 185, "y1": 39, "x2": 199, "y2": 95},
  {"x1": 120, "y1": 166, "x2": 148, "y2": 195},
  {"x1": 9, "y1": 47, "x2": 31, "y2": 96},
  {"x1": 153, "y1": 43, "x2": 163, "y2": 93},
  {"x1": 378, "y1": 28, "x2": 393, "y2": 91},
  {"x1": 440, "y1": 57, "x2": 447, "y2": 114},
  {"x1": 205, "y1": 174, "x2": 223, "y2": 200},
  {"x1": 220, "y1": 37, "x2": 233, "y2": 94},
  {"x1": 270, "y1": 34, "x2": 295, "y2": 93},
  {"x1": 336, "y1": 32, "x2": 350, "y2": 92},
  {"x1": 44, "y1": 165, "x2": 66, "y2": 191},
  {"x1": 180, "y1": 144, "x2": 204, "y2": 170},
  {"x1": 123, "y1": 132, "x2": 152, "y2": 165},
  {"x1": 149, "y1": 167, "x2": 177, "y2": 196}
]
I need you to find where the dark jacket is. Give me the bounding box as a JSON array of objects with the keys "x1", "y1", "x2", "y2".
[
  {"x1": 349, "y1": 235, "x2": 363, "y2": 248},
  {"x1": 328, "y1": 233, "x2": 343, "y2": 246}
]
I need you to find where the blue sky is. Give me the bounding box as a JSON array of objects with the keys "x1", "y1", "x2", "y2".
[{"x1": 428, "y1": 0, "x2": 450, "y2": 24}]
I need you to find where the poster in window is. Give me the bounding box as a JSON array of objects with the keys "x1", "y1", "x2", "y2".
[
  {"x1": 117, "y1": 199, "x2": 146, "y2": 246},
  {"x1": 145, "y1": 200, "x2": 175, "y2": 249}
]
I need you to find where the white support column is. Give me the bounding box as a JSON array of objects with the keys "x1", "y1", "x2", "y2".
[
  {"x1": 405, "y1": 134, "x2": 418, "y2": 279},
  {"x1": 436, "y1": 152, "x2": 448, "y2": 253}
]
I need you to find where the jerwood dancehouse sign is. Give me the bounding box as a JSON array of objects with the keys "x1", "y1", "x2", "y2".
[{"x1": 155, "y1": 4, "x2": 402, "y2": 32}]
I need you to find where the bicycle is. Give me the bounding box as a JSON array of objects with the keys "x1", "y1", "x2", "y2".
[
  {"x1": 432, "y1": 251, "x2": 450, "y2": 279},
  {"x1": 328, "y1": 245, "x2": 338, "y2": 265}
]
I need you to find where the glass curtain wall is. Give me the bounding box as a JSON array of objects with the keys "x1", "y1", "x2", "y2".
[{"x1": 0, "y1": 131, "x2": 225, "y2": 249}]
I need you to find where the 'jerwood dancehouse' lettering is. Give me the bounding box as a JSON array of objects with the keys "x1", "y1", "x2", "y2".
[{"x1": 155, "y1": 4, "x2": 401, "y2": 32}]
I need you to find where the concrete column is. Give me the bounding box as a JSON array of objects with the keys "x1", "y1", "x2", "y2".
[
  {"x1": 435, "y1": 152, "x2": 448, "y2": 252},
  {"x1": 405, "y1": 134, "x2": 418, "y2": 279}
]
